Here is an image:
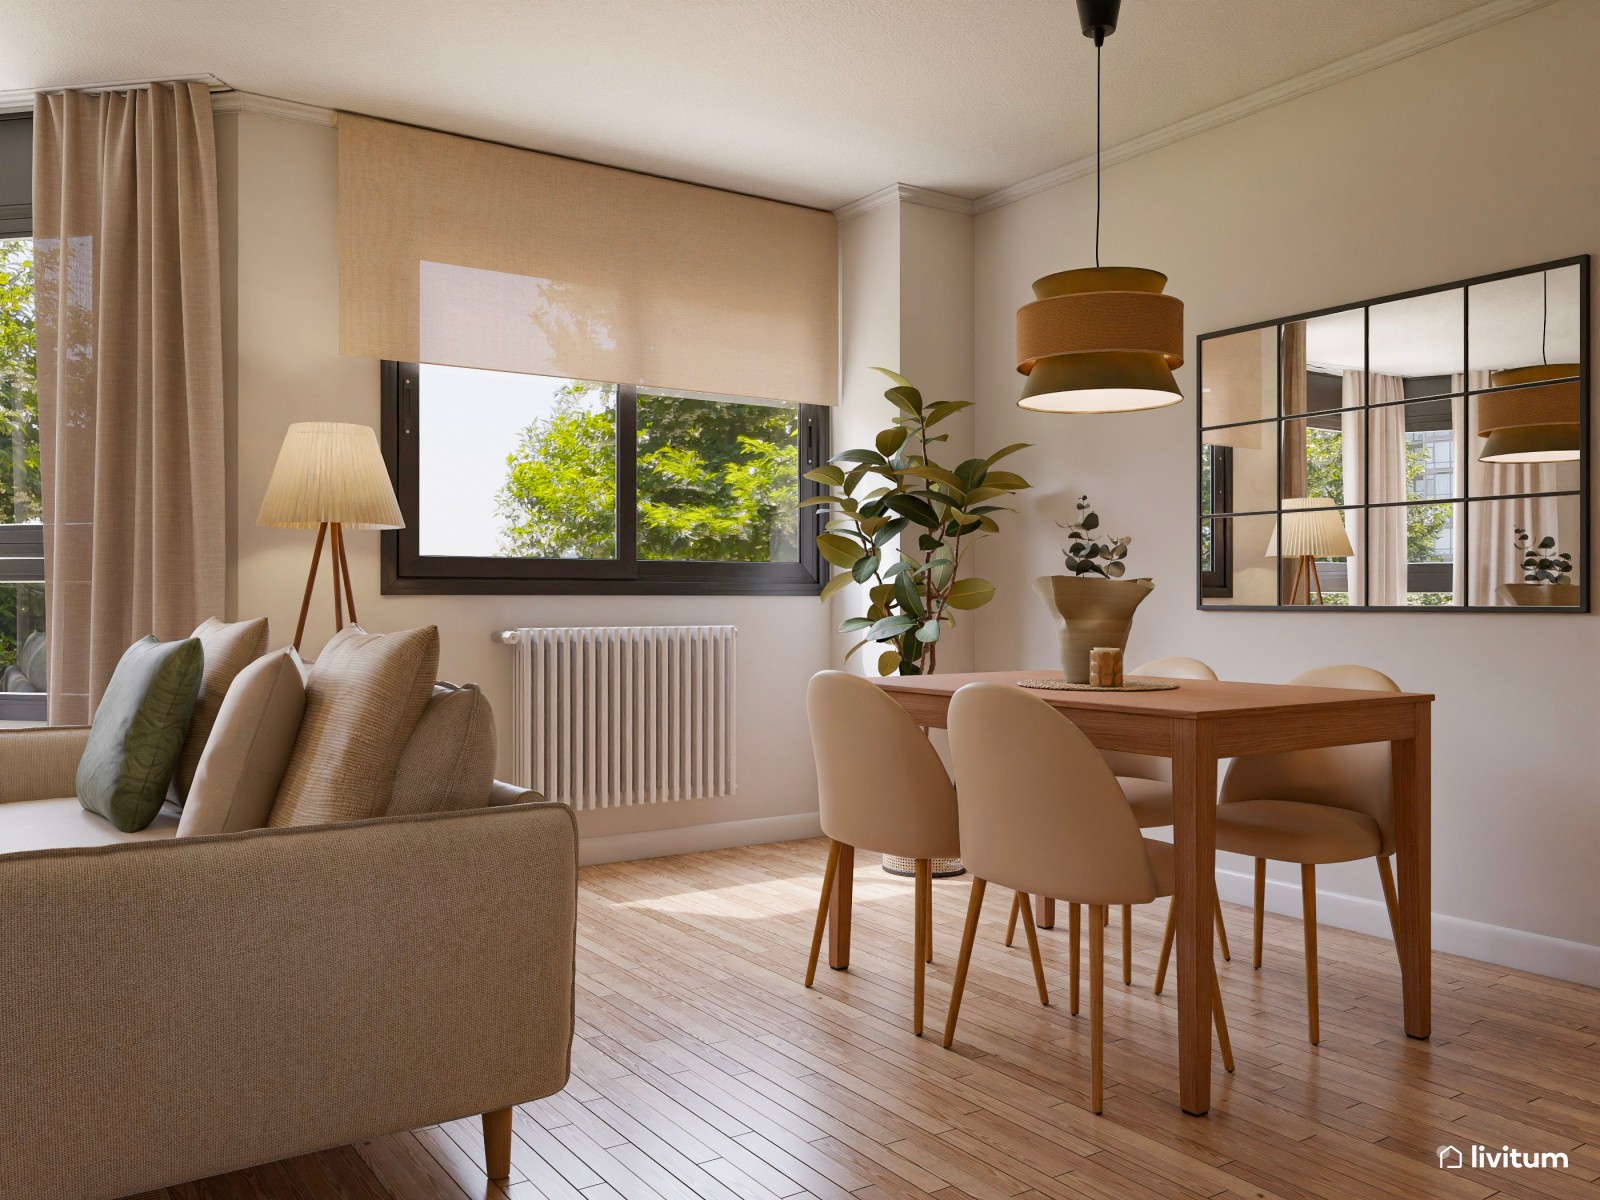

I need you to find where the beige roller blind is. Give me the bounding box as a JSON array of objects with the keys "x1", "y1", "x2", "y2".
[{"x1": 338, "y1": 114, "x2": 839, "y2": 406}]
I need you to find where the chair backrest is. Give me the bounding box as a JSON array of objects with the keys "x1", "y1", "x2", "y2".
[
  {"x1": 1104, "y1": 656, "x2": 1219, "y2": 782},
  {"x1": 947, "y1": 683, "x2": 1158, "y2": 906},
  {"x1": 806, "y1": 671, "x2": 960, "y2": 859},
  {"x1": 1219, "y1": 664, "x2": 1401, "y2": 853}
]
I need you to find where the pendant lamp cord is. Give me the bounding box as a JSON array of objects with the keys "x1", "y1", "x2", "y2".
[
  {"x1": 1094, "y1": 38, "x2": 1102, "y2": 268},
  {"x1": 1541, "y1": 271, "x2": 1548, "y2": 365}
]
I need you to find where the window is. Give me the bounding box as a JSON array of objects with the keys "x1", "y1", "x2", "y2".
[
  {"x1": 0, "y1": 114, "x2": 44, "y2": 719},
  {"x1": 1199, "y1": 443, "x2": 1232, "y2": 597},
  {"x1": 382, "y1": 362, "x2": 828, "y2": 594}
]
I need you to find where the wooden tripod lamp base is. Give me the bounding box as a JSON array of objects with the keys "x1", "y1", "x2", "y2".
[
  {"x1": 293, "y1": 522, "x2": 360, "y2": 652},
  {"x1": 257, "y1": 423, "x2": 405, "y2": 655}
]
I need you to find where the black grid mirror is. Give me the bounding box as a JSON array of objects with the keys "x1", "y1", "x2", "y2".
[{"x1": 1197, "y1": 256, "x2": 1589, "y2": 612}]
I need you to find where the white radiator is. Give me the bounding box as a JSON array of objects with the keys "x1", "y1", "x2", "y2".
[{"x1": 496, "y1": 625, "x2": 737, "y2": 809}]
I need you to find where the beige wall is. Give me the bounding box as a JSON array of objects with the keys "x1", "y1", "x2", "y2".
[
  {"x1": 972, "y1": 0, "x2": 1600, "y2": 972},
  {"x1": 215, "y1": 110, "x2": 831, "y2": 859}
]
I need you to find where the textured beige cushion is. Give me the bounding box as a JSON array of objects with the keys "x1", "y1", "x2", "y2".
[
  {"x1": 173, "y1": 617, "x2": 270, "y2": 802},
  {"x1": 178, "y1": 650, "x2": 307, "y2": 838},
  {"x1": 389, "y1": 683, "x2": 496, "y2": 816},
  {"x1": 268, "y1": 625, "x2": 439, "y2": 827}
]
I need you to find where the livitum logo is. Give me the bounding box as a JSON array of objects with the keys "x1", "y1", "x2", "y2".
[{"x1": 1437, "y1": 1144, "x2": 1570, "y2": 1170}]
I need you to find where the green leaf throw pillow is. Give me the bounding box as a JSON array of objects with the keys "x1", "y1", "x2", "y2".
[{"x1": 77, "y1": 635, "x2": 205, "y2": 832}]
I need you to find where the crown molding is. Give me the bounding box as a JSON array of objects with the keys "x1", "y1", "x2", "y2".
[
  {"x1": 972, "y1": 0, "x2": 1554, "y2": 214},
  {"x1": 210, "y1": 89, "x2": 336, "y2": 126},
  {"x1": 0, "y1": 73, "x2": 225, "y2": 114},
  {"x1": 834, "y1": 182, "x2": 976, "y2": 221}
]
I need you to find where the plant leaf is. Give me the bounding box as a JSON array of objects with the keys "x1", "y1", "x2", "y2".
[
  {"x1": 816, "y1": 533, "x2": 864, "y2": 569},
  {"x1": 819, "y1": 572, "x2": 854, "y2": 602},
  {"x1": 877, "y1": 649, "x2": 902, "y2": 676},
  {"x1": 868, "y1": 614, "x2": 919, "y2": 641},
  {"x1": 872, "y1": 366, "x2": 915, "y2": 390},
  {"x1": 915, "y1": 620, "x2": 942, "y2": 643},
  {"x1": 852, "y1": 554, "x2": 881, "y2": 583},
  {"x1": 803, "y1": 464, "x2": 846, "y2": 487},
  {"x1": 838, "y1": 616, "x2": 874, "y2": 632},
  {"x1": 944, "y1": 578, "x2": 996, "y2": 610},
  {"x1": 984, "y1": 442, "x2": 1030, "y2": 466},
  {"x1": 886, "y1": 494, "x2": 942, "y2": 528},
  {"x1": 876, "y1": 426, "x2": 909, "y2": 458}
]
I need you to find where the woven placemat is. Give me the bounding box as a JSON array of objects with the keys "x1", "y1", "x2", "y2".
[{"x1": 1018, "y1": 676, "x2": 1179, "y2": 693}]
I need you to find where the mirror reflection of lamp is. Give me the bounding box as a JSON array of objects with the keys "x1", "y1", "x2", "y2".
[
  {"x1": 1268, "y1": 497, "x2": 1354, "y2": 605},
  {"x1": 1477, "y1": 271, "x2": 1581, "y2": 463}
]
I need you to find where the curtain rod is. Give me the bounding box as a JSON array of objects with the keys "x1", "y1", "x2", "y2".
[{"x1": 0, "y1": 74, "x2": 225, "y2": 115}]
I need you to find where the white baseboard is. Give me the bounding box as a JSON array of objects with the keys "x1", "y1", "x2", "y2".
[
  {"x1": 579, "y1": 811, "x2": 822, "y2": 867},
  {"x1": 1215, "y1": 866, "x2": 1600, "y2": 988}
]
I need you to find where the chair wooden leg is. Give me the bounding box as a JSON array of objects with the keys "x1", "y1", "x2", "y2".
[
  {"x1": 1214, "y1": 893, "x2": 1232, "y2": 962},
  {"x1": 482, "y1": 1107, "x2": 512, "y2": 1181},
  {"x1": 1004, "y1": 890, "x2": 1021, "y2": 947},
  {"x1": 1210, "y1": 958, "x2": 1235, "y2": 1074},
  {"x1": 1019, "y1": 889, "x2": 1049, "y2": 1006},
  {"x1": 828, "y1": 843, "x2": 855, "y2": 969},
  {"x1": 1302, "y1": 863, "x2": 1320, "y2": 1046},
  {"x1": 1252, "y1": 857, "x2": 1266, "y2": 969},
  {"x1": 1121, "y1": 904, "x2": 1132, "y2": 985},
  {"x1": 942, "y1": 878, "x2": 987, "y2": 1048},
  {"x1": 1069, "y1": 902, "x2": 1082, "y2": 1015},
  {"x1": 1154, "y1": 899, "x2": 1176, "y2": 995},
  {"x1": 1376, "y1": 855, "x2": 1401, "y2": 946},
  {"x1": 1089, "y1": 904, "x2": 1105, "y2": 1114},
  {"x1": 913, "y1": 859, "x2": 930, "y2": 1036},
  {"x1": 923, "y1": 864, "x2": 934, "y2": 964},
  {"x1": 804, "y1": 839, "x2": 841, "y2": 988}
]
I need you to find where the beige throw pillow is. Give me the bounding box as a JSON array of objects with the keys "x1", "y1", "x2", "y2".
[
  {"x1": 173, "y1": 616, "x2": 270, "y2": 802},
  {"x1": 389, "y1": 682, "x2": 497, "y2": 816},
  {"x1": 268, "y1": 625, "x2": 439, "y2": 827},
  {"x1": 178, "y1": 649, "x2": 307, "y2": 837}
]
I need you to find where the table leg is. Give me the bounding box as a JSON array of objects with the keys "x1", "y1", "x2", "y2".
[
  {"x1": 1393, "y1": 702, "x2": 1432, "y2": 1039},
  {"x1": 1034, "y1": 894, "x2": 1056, "y2": 929},
  {"x1": 829, "y1": 843, "x2": 855, "y2": 969},
  {"x1": 1172, "y1": 719, "x2": 1218, "y2": 1116}
]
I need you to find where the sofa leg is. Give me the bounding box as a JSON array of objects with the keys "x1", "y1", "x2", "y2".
[{"x1": 483, "y1": 1106, "x2": 513, "y2": 1180}]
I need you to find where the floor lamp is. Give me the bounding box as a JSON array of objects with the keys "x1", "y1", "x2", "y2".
[
  {"x1": 257, "y1": 422, "x2": 405, "y2": 652},
  {"x1": 1269, "y1": 497, "x2": 1354, "y2": 605}
]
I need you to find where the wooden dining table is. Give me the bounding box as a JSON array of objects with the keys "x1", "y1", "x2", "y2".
[{"x1": 861, "y1": 669, "x2": 1434, "y2": 1117}]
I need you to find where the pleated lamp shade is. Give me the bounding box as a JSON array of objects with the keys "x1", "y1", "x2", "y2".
[
  {"x1": 1477, "y1": 364, "x2": 1582, "y2": 464},
  {"x1": 1267, "y1": 497, "x2": 1353, "y2": 559},
  {"x1": 257, "y1": 422, "x2": 404, "y2": 530}
]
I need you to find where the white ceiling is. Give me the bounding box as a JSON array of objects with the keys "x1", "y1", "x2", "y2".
[{"x1": 2, "y1": 0, "x2": 1537, "y2": 210}]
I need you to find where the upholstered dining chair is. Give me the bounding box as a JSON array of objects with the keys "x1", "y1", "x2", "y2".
[
  {"x1": 805, "y1": 670, "x2": 963, "y2": 1037},
  {"x1": 1004, "y1": 655, "x2": 1231, "y2": 990},
  {"x1": 1156, "y1": 664, "x2": 1403, "y2": 1045},
  {"x1": 944, "y1": 683, "x2": 1233, "y2": 1114}
]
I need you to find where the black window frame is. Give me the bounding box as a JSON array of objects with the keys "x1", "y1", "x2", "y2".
[
  {"x1": 0, "y1": 113, "x2": 46, "y2": 719},
  {"x1": 380, "y1": 360, "x2": 829, "y2": 596},
  {"x1": 1199, "y1": 443, "x2": 1233, "y2": 598}
]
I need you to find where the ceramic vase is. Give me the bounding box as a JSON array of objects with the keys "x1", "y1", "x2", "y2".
[{"x1": 1035, "y1": 575, "x2": 1154, "y2": 684}]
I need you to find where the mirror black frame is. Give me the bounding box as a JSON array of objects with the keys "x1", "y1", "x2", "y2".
[{"x1": 1195, "y1": 255, "x2": 1590, "y2": 613}]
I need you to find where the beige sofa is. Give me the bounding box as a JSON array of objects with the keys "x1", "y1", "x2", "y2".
[{"x1": 0, "y1": 725, "x2": 578, "y2": 1200}]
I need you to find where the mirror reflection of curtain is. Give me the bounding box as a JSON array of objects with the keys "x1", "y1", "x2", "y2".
[
  {"x1": 1367, "y1": 375, "x2": 1408, "y2": 605},
  {"x1": 1452, "y1": 371, "x2": 1561, "y2": 603},
  {"x1": 1339, "y1": 372, "x2": 1365, "y2": 603},
  {"x1": 1279, "y1": 322, "x2": 1306, "y2": 603}
]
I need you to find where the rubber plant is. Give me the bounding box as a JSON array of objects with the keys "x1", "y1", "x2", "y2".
[{"x1": 805, "y1": 368, "x2": 1031, "y2": 675}]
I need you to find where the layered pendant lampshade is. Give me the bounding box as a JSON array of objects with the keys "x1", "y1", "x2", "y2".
[
  {"x1": 1476, "y1": 364, "x2": 1582, "y2": 464},
  {"x1": 1017, "y1": 266, "x2": 1184, "y2": 412},
  {"x1": 1016, "y1": 0, "x2": 1184, "y2": 414}
]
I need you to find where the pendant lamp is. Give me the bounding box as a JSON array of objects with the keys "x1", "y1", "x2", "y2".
[
  {"x1": 1017, "y1": 0, "x2": 1184, "y2": 413},
  {"x1": 1476, "y1": 271, "x2": 1580, "y2": 463}
]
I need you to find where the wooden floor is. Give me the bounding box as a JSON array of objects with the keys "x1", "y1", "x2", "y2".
[{"x1": 131, "y1": 838, "x2": 1599, "y2": 1200}]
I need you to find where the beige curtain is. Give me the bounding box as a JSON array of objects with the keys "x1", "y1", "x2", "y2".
[
  {"x1": 1366, "y1": 375, "x2": 1408, "y2": 606},
  {"x1": 1339, "y1": 372, "x2": 1366, "y2": 604},
  {"x1": 33, "y1": 83, "x2": 225, "y2": 724},
  {"x1": 1455, "y1": 371, "x2": 1561, "y2": 603},
  {"x1": 1278, "y1": 322, "x2": 1307, "y2": 603}
]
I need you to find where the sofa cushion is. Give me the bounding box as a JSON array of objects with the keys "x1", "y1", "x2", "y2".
[
  {"x1": 388, "y1": 682, "x2": 496, "y2": 816},
  {"x1": 179, "y1": 649, "x2": 307, "y2": 838},
  {"x1": 268, "y1": 624, "x2": 439, "y2": 827},
  {"x1": 77, "y1": 635, "x2": 205, "y2": 833},
  {"x1": 173, "y1": 617, "x2": 270, "y2": 803},
  {"x1": 0, "y1": 796, "x2": 181, "y2": 854}
]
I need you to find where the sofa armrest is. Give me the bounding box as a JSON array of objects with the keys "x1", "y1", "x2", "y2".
[
  {"x1": 0, "y1": 801, "x2": 578, "y2": 1200},
  {"x1": 489, "y1": 778, "x2": 547, "y2": 807},
  {"x1": 0, "y1": 725, "x2": 90, "y2": 804}
]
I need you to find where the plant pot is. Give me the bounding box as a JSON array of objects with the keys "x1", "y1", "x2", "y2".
[
  {"x1": 1497, "y1": 582, "x2": 1579, "y2": 607},
  {"x1": 1035, "y1": 575, "x2": 1154, "y2": 684}
]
